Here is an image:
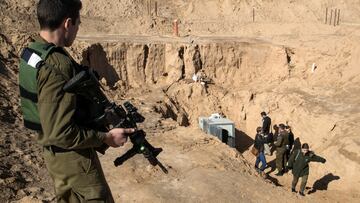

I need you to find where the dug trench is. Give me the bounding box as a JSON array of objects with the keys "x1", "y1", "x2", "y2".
[{"x1": 54, "y1": 36, "x2": 358, "y2": 202}]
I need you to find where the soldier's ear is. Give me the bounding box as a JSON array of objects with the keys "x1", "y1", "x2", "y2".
[{"x1": 64, "y1": 18, "x2": 72, "y2": 31}]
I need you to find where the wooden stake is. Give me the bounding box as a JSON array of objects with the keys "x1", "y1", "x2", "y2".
[
  {"x1": 252, "y1": 8, "x2": 255, "y2": 22},
  {"x1": 147, "y1": 0, "x2": 150, "y2": 15},
  {"x1": 334, "y1": 9, "x2": 337, "y2": 26},
  {"x1": 173, "y1": 19, "x2": 179, "y2": 37},
  {"x1": 149, "y1": 0, "x2": 152, "y2": 16},
  {"x1": 325, "y1": 8, "x2": 328, "y2": 24},
  {"x1": 329, "y1": 9, "x2": 333, "y2": 25},
  {"x1": 155, "y1": 1, "x2": 158, "y2": 16},
  {"x1": 337, "y1": 9, "x2": 340, "y2": 25}
]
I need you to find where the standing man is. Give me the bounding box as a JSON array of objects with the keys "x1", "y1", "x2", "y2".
[
  {"x1": 287, "y1": 143, "x2": 326, "y2": 196},
  {"x1": 260, "y1": 112, "x2": 271, "y2": 134},
  {"x1": 254, "y1": 127, "x2": 267, "y2": 177},
  {"x1": 19, "y1": 0, "x2": 133, "y2": 202},
  {"x1": 274, "y1": 123, "x2": 289, "y2": 176},
  {"x1": 285, "y1": 125, "x2": 295, "y2": 161}
]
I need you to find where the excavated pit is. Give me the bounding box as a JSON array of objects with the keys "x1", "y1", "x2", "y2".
[
  {"x1": 75, "y1": 38, "x2": 289, "y2": 128},
  {"x1": 72, "y1": 37, "x2": 360, "y2": 195}
]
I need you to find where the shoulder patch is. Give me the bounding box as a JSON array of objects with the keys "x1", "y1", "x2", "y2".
[{"x1": 21, "y1": 48, "x2": 43, "y2": 69}]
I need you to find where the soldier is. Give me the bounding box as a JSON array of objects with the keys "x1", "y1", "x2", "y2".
[
  {"x1": 287, "y1": 143, "x2": 326, "y2": 196},
  {"x1": 269, "y1": 124, "x2": 279, "y2": 155},
  {"x1": 274, "y1": 123, "x2": 289, "y2": 176},
  {"x1": 18, "y1": 0, "x2": 134, "y2": 202}
]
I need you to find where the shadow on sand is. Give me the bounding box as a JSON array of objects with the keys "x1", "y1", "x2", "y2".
[
  {"x1": 308, "y1": 173, "x2": 340, "y2": 194},
  {"x1": 235, "y1": 128, "x2": 254, "y2": 153}
]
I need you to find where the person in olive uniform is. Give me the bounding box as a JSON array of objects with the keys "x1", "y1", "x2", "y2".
[
  {"x1": 274, "y1": 123, "x2": 290, "y2": 176},
  {"x1": 22, "y1": 0, "x2": 135, "y2": 202},
  {"x1": 287, "y1": 143, "x2": 326, "y2": 196}
]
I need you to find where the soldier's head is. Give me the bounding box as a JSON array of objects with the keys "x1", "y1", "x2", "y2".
[
  {"x1": 301, "y1": 143, "x2": 309, "y2": 154},
  {"x1": 260, "y1": 112, "x2": 266, "y2": 118},
  {"x1": 256, "y1": 127, "x2": 262, "y2": 133},
  {"x1": 37, "y1": 0, "x2": 82, "y2": 47},
  {"x1": 278, "y1": 123, "x2": 286, "y2": 132},
  {"x1": 273, "y1": 124, "x2": 279, "y2": 131}
]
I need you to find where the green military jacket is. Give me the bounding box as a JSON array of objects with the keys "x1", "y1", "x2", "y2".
[
  {"x1": 35, "y1": 36, "x2": 106, "y2": 149},
  {"x1": 274, "y1": 131, "x2": 289, "y2": 151},
  {"x1": 287, "y1": 149, "x2": 326, "y2": 177}
]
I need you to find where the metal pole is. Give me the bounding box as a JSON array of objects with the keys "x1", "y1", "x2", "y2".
[{"x1": 325, "y1": 8, "x2": 328, "y2": 24}]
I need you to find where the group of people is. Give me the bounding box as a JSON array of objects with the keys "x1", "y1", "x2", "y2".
[{"x1": 253, "y1": 112, "x2": 326, "y2": 196}]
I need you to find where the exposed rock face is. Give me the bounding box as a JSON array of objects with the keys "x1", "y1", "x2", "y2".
[{"x1": 80, "y1": 40, "x2": 288, "y2": 88}]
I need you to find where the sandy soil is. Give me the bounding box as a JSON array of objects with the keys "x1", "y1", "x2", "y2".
[{"x1": 1, "y1": 0, "x2": 360, "y2": 202}]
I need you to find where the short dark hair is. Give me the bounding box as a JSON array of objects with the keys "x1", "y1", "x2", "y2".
[
  {"x1": 278, "y1": 123, "x2": 286, "y2": 130},
  {"x1": 302, "y1": 143, "x2": 309, "y2": 149},
  {"x1": 37, "y1": 0, "x2": 82, "y2": 31},
  {"x1": 260, "y1": 112, "x2": 266, "y2": 116},
  {"x1": 256, "y1": 127, "x2": 262, "y2": 133}
]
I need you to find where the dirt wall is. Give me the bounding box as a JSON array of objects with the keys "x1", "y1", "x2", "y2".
[{"x1": 75, "y1": 38, "x2": 360, "y2": 193}]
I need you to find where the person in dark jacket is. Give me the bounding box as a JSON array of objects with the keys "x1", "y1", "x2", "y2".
[
  {"x1": 287, "y1": 143, "x2": 326, "y2": 196},
  {"x1": 285, "y1": 125, "x2": 295, "y2": 162},
  {"x1": 254, "y1": 127, "x2": 267, "y2": 176},
  {"x1": 261, "y1": 112, "x2": 271, "y2": 134}
]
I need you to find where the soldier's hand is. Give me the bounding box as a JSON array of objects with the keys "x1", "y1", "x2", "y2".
[{"x1": 104, "y1": 128, "x2": 135, "y2": 147}]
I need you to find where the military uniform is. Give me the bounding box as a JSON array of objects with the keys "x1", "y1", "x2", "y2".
[
  {"x1": 287, "y1": 149, "x2": 326, "y2": 194},
  {"x1": 274, "y1": 131, "x2": 290, "y2": 174},
  {"x1": 33, "y1": 36, "x2": 113, "y2": 202}
]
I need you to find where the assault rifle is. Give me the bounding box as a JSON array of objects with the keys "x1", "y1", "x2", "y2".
[{"x1": 63, "y1": 69, "x2": 168, "y2": 174}]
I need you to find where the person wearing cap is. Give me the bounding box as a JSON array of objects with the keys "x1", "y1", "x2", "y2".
[
  {"x1": 274, "y1": 123, "x2": 290, "y2": 176},
  {"x1": 287, "y1": 143, "x2": 326, "y2": 196}
]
